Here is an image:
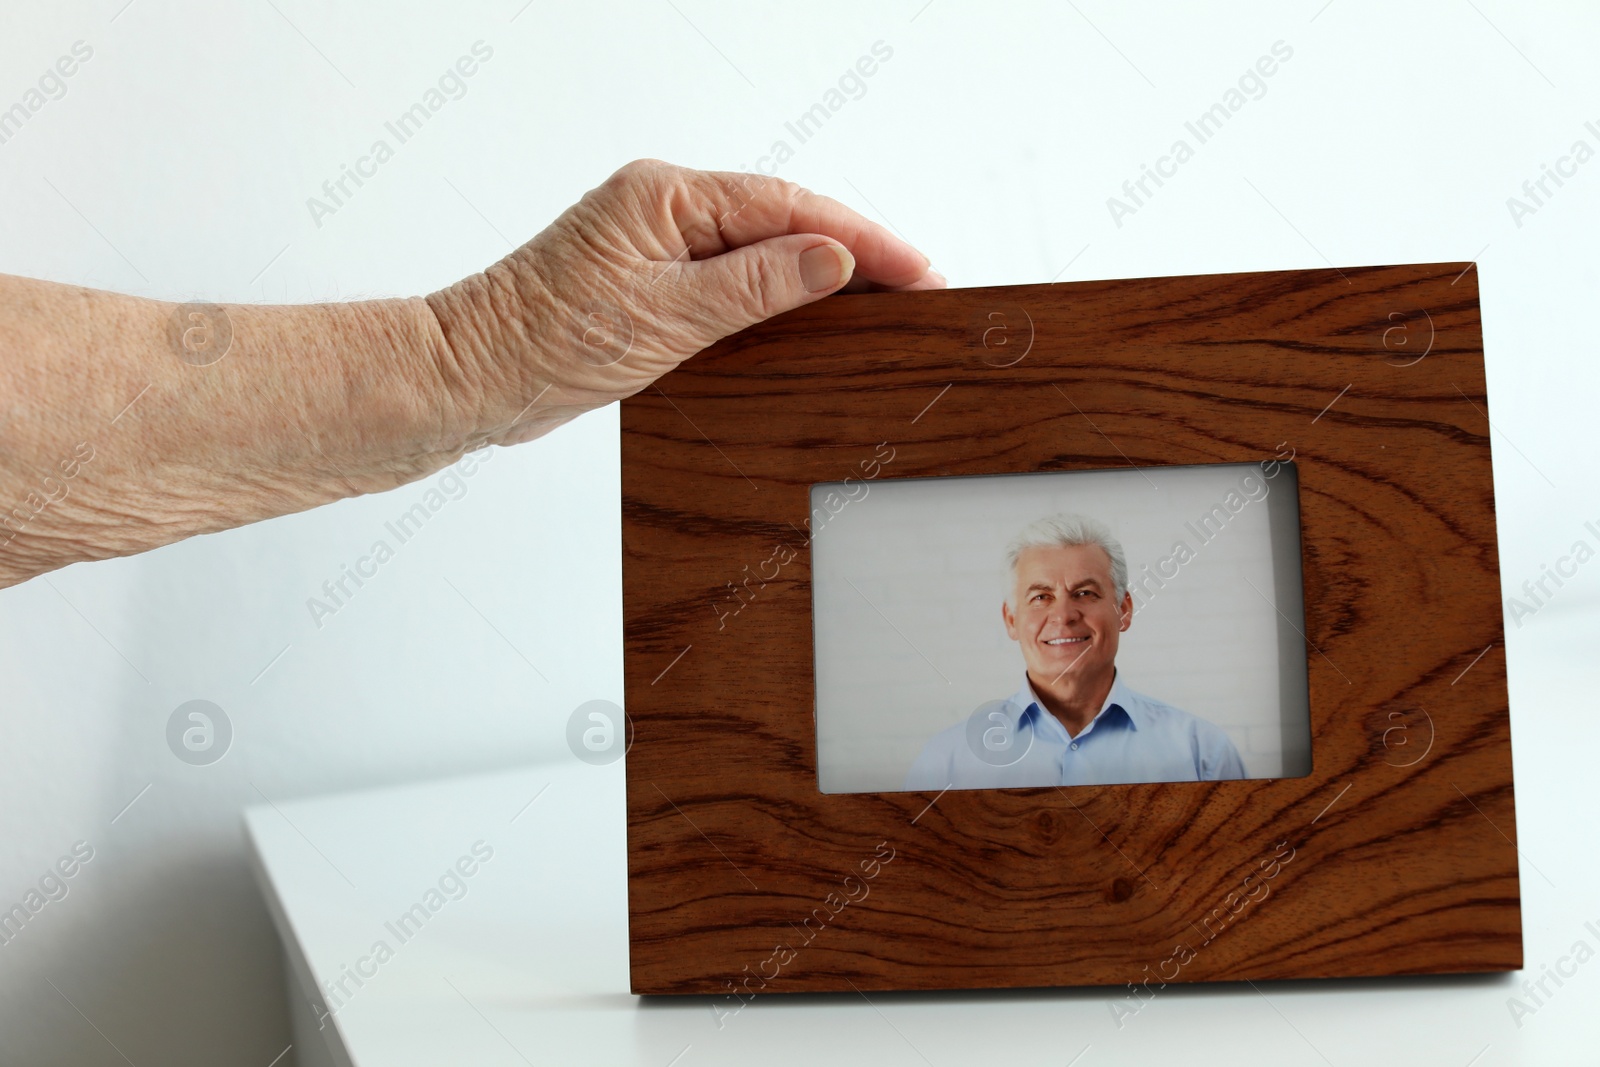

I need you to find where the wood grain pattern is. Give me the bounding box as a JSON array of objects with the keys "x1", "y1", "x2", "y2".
[{"x1": 621, "y1": 263, "x2": 1519, "y2": 995}]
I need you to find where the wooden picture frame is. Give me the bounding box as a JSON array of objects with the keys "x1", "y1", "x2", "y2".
[{"x1": 620, "y1": 262, "x2": 1519, "y2": 997}]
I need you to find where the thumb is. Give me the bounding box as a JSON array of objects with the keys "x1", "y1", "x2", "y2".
[{"x1": 677, "y1": 235, "x2": 855, "y2": 344}]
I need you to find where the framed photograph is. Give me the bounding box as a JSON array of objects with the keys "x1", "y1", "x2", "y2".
[
  {"x1": 810, "y1": 460, "x2": 1312, "y2": 795},
  {"x1": 621, "y1": 263, "x2": 1519, "y2": 997}
]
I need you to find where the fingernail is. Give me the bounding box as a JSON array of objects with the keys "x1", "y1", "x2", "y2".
[
  {"x1": 800, "y1": 244, "x2": 851, "y2": 293},
  {"x1": 925, "y1": 269, "x2": 948, "y2": 287}
]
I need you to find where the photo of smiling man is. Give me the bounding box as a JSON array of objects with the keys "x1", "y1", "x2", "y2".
[{"x1": 904, "y1": 514, "x2": 1246, "y2": 790}]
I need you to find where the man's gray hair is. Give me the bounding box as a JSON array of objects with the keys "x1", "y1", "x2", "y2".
[{"x1": 1004, "y1": 513, "x2": 1128, "y2": 604}]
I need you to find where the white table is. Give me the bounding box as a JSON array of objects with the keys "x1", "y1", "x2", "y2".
[{"x1": 246, "y1": 625, "x2": 1598, "y2": 1066}]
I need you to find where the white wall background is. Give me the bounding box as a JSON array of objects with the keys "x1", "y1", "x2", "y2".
[
  {"x1": 813, "y1": 464, "x2": 1311, "y2": 792},
  {"x1": 1, "y1": 1, "x2": 1598, "y2": 1065}
]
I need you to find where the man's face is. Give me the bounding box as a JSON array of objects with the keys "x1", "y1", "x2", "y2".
[{"x1": 1002, "y1": 543, "x2": 1132, "y2": 686}]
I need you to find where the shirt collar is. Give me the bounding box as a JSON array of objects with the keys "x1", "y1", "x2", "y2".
[{"x1": 1009, "y1": 670, "x2": 1143, "y2": 735}]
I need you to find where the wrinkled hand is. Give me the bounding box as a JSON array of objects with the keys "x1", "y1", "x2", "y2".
[{"x1": 426, "y1": 159, "x2": 944, "y2": 446}]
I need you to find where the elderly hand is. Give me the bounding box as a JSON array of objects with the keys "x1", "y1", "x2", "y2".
[
  {"x1": 0, "y1": 160, "x2": 941, "y2": 587},
  {"x1": 428, "y1": 159, "x2": 944, "y2": 446}
]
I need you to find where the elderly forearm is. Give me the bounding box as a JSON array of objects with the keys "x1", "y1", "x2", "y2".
[
  {"x1": 0, "y1": 161, "x2": 946, "y2": 588},
  {"x1": 0, "y1": 273, "x2": 473, "y2": 588}
]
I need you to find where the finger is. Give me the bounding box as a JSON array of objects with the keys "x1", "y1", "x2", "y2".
[
  {"x1": 888, "y1": 268, "x2": 948, "y2": 291},
  {"x1": 668, "y1": 167, "x2": 936, "y2": 289},
  {"x1": 840, "y1": 268, "x2": 948, "y2": 294},
  {"x1": 783, "y1": 191, "x2": 930, "y2": 288},
  {"x1": 673, "y1": 234, "x2": 855, "y2": 346}
]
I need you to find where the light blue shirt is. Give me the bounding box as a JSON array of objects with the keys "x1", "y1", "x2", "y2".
[{"x1": 903, "y1": 671, "x2": 1246, "y2": 790}]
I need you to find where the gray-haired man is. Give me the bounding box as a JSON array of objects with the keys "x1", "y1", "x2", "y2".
[{"x1": 905, "y1": 514, "x2": 1245, "y2": 790}]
